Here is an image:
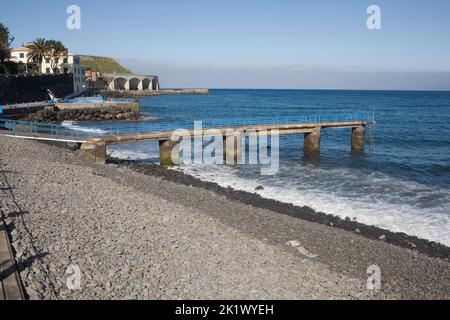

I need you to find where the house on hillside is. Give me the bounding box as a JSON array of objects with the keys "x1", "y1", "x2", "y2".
[{"x1": 10, "y1": 45, "x2": 87, "y2": 93}]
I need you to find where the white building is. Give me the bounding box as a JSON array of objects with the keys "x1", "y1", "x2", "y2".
[{"x1": 10, "y1": 45, "x2": 87, "y2": 93}]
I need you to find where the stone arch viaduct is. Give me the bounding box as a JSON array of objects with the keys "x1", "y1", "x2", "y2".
[{"x1": 105, "y1": 74, "x2": 160, "y2": 91}]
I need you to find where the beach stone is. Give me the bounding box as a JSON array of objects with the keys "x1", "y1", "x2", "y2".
[
  {"x1": 286, "y1": 240, "x2": 301, "y2": 247},
  {"x1": 26, "y1": 287, "x2": 41, "y2": 300}
]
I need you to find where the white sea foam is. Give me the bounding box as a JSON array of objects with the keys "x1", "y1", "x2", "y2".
[
  {"x1": 106, "y1": 144, "x2": 450, "y2": 247},
  {"x1": 108, "y1": 149, "x2": 158, "y2": 161},
  {"x1": 61, "y1": 121, "x2": 107, "y2": 134},
  {"x1": 107, "y1": 142, "x2": 160, "y2": 161}
]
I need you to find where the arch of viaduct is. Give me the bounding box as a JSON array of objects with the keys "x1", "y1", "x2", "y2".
[{"x1": 105, "y1": 74, "x2": 160, "y2": 91}]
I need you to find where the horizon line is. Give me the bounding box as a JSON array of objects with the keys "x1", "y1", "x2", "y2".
[{"x1": 161, "y1": 88, "x2": 450, "y2": 93}]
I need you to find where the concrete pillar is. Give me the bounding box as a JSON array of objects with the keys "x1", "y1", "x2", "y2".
[
  {"x1": 223, "y1": 133, "x2": 242, "y2": 165},
  {"x1": 352, "y1": 125, "x2": 365, "y2": 152},
  {"x1": 304, "y1": 127, "x2": 321, "y2": 157},
  {"x1": 80, "y1": 139, "x2": 106, "y2": 164},
  {"x1": 159, "y1": 140, "x2": 180, "y2": 166},
  {"x1": 124, "y1": 80, "x2": 130, "y2": 91},
  {"x1": 137, "y1": 80, "x2": 143, "y2": 91}
]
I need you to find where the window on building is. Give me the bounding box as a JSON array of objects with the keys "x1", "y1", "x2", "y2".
[
  {"x1": 20, "y1": 53, "x2": 24, "y2": 58},
  {"x1": 45, "y1": 59, "x2": 50, "y2": 64},
  {"x1": 55, "y1": 58, "x2": 59, "y2": 64},
  {"x1": 46, "y1": 68, "x2": 50, "y2": 74},
  {"x1": 63, "y1": 58, "x2": 68, "y2": 64}
]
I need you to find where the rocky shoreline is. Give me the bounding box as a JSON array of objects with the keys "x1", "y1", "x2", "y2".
[
  {"x1": 25, "y1": 106, "x2": 141, "y2": 123},
  {"x1": 109, "y1": 159, "x2": 450, "y2": 262},
  {"x1": 1, "y1": 136, "x2": 449, "y2": 300}
]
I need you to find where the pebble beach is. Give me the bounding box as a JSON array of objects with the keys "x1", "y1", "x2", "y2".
[{"x1": 0, "y1": 135, "x2": 449, "y2": 300}]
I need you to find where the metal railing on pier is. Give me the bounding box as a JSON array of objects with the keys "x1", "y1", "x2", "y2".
[
  {"x1": 0, "y1": 118, "x2": 89, "y2": 141},
  {"x1": 0, "y1": 113, "x2": 375, "y2": 141}
]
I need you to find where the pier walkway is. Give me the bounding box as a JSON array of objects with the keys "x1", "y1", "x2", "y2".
[{"x1": 0, "y1": 114, "x2": 375, "y2": 165}]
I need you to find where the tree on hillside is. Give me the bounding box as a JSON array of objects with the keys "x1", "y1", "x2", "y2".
[
  {"x1": 0, "y1": 23, "x2": 14, "y2": 63},
  {"x1": 46, "y1": 40, "x2": 68, "y2": 73},
  {"x1": 26, "y1": 38, "x2": 50, "y2": 74}
]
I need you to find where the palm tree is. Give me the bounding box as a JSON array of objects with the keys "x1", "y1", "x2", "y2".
[
  {"x1": 46, "y1": 40, "x2": 68, "y2": 73},
  {"x1": 0, "y1": 23, "x2": 14, "y2": 63},
  {"x1": 26, "y1": 38, "x2": 50, "y2": 74}
]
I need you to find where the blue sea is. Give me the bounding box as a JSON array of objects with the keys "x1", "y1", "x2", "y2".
[{"x1": 71, "y1": 90, "x2": 450, "y2": 245}]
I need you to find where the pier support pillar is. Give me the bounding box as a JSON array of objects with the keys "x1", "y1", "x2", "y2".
[
  {"x1": 223, "y1": 133, "x2": 242, "y2": 165},
  {"x1": 352, "y1": 125, "x2": 365, "y2": 152},
  {"x1": 304, "y1": 127, "x2": 321, "y2": 157},
  {"x1": 159, "y1": 140, "x2": 180, "y2": 166},
  {"x1": 80, "y1": 139, "x2": 106, "y2": 164}
]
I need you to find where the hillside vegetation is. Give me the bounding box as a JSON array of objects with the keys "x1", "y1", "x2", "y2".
[{"x1": 79, "y1": 55, "x2": 132, "y2": 74}]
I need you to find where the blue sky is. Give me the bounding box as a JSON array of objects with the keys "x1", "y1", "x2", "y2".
[{"x1": 2, "y1": 0, "x2": 450, "y2": 90}]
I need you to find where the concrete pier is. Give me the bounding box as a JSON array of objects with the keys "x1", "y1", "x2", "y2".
[
  {"x1": 2, "y1": 118, "x2": 374, "y2": 166},
  {"x1": 351, "y1": 125, "x2": 366, "y2": 152},
  {"x1": 159, "y1": 140, "x2": 180, "y2": 166},
  {"x1": 223, "y1": 134, "x2": 242, "y2": 165},
  {"x1": 304, "y1": 127, "x2": 321, "y2": 156},
  {"x1": 80, "y1": 139, "x2": 106, "y2": 164},
  {"x1": 101, "y1": 89, "x2": 209, "y2": 99}
]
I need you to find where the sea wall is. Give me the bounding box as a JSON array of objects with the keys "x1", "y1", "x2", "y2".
[
  {"x1": 101, "y1": 89, "x2": 209, "y2": 99},
  {"x1": 158, "y1": 89, "x2": 209, "y2": 95},
  {"x1": 0, "y1": 74, "x2": 74, "y2": 105},
  {"x1": 0, "y1": 102, "x2": 48, "y2": 118}
]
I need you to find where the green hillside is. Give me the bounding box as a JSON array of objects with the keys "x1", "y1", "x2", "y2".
[{"x1": 79, "y1": 55, "x2": 132, "y2": 74}]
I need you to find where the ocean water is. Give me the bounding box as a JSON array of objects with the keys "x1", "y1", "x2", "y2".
[{"x1": 86, "y1": 90, "x2": 450, "y2": 246}]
